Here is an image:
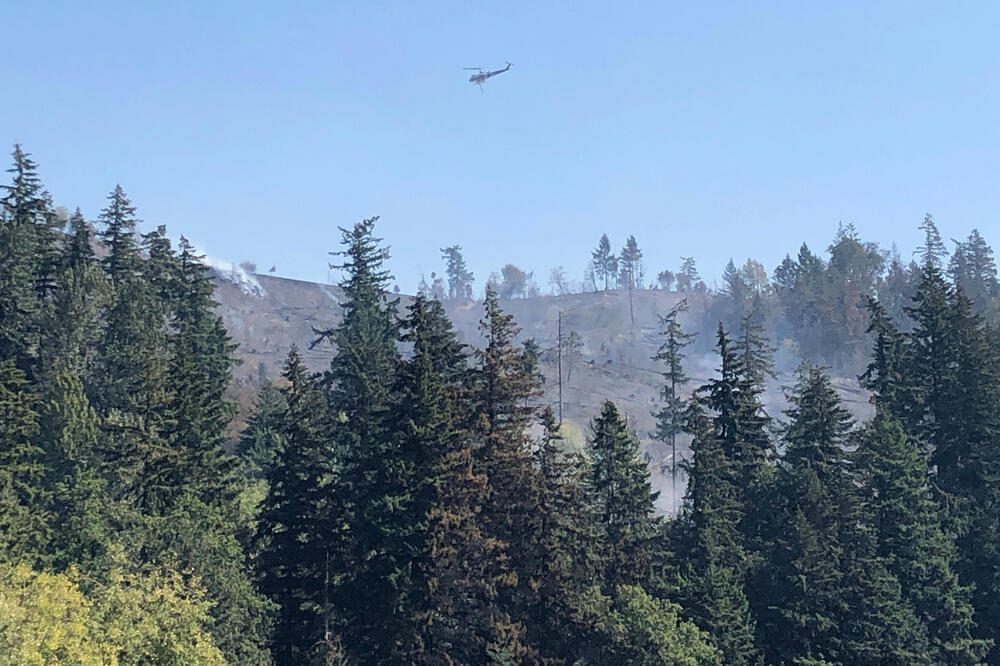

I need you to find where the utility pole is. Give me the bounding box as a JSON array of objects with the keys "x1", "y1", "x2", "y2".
[
  {"x1": 557, "y1": 310, "x2": 563, "y2": 426},
  {"x1": 627, "y1": 276, "x2": 634, "y2": 326}
]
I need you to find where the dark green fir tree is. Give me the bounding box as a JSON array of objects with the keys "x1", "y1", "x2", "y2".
[
  {"x1": 237, "y1": 382, "x2": 288, "y2": 479},
  {"x1": 528, "y1": 406, "x2": 602, "y2": 662},
  {"x1": 256, "y1": 348, "x2": 336, "y2": 665},
  {"x1": 675, "y1": 397, "x2": 759, "y2": 665},
  {"x1": 587, "y1": 401, "x2": 660, "y2": 590},
  {"x1": 856, "y1": 413, "x2": 989, "y2": 664},
  {"x1": 469, "y1": 286, "x2": 545, "y2": 661},
  {"x1": 0, "y1": 145, "x2": 48, "y2": 371},
  {"x1": 317, "y1": 217, "x2": 409, "y2": 661},
  {"x1": 651, "y1": 299, "x2": 695, "y2": 513},
  {"x1": 98, "y1": 184, "x2": 142, "y2": 285},
  {"x1": 0, "y1": 360, "x2": 50, "y2": 565}
]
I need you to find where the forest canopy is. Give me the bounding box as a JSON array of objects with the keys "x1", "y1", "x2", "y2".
[{"x1": 4, "y1": 143, "x2": 1000, "y2": 664}]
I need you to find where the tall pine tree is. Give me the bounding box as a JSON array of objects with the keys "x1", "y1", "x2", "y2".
[
  {"x1": 396, "y1": 294, "x2": 527, "y2": 663},
  {"x1": 469, "y1": 286, "x2": 545, "y2": 660},
  {"x1": 0, "y1": 145, "x2": 48, "y2": 372},
  {"x1": 856, "y1": 413, "x2": 989, "y2": 663},
  {"x1": 652, "y1": 299, "x2": 695, "y2": 513},
  {"x1": 318, "y1": 217, "x2": 409, "y2": 661},
  {"x1": 257, "y1": 348, "x2": 336, "y2": 665},
  {"x1": 0, "y1": 361, "x2": 49, "y2": 566},
  {"x1": 675, "y1": 398, "x2": 758, "y2": 665},
  {"x1": 587, "y1": 401, "x2": 660, "y2": 590}
]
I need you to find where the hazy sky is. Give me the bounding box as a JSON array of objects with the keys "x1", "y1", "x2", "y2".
[{"x1": 4, "y1": 2, "x2": 1000, "y2": 292}]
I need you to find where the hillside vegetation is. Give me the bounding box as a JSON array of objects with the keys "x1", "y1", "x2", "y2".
[{"x1": 5, "y1": 144, "x2": 1000, "y2": 664}]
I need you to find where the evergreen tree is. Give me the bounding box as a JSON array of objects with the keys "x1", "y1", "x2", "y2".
[
  {"x1": 917, "y1": 213, "x2": 948, "y2": 269},
  {"x1": 729, "y1": 313, "x2": 776, "y2": 619},
  {"x1": 758, "y1": 365, "x2": 850, "y2": 664},
  {"x1": 700, "y1": 325, "x2": 771, "y2": 500},
  {"x1": 938, "y1": 291, "x2": 1000, "y2": 660},
  {"x1": 620, "y1": 235, "x2": 643, "y2": 324},
  {"x1": 722, "y1": 258, "x2": 748, "y2": 314},
  {"x1": 41, "y1": 370, "x2": 110, "y2": 572},
  {"x1": 93, "y1": 275, "x2": 173, "y2": 509},
  {"x1": 64, "y1": 208, "x2": 95, "y2": 269},
  {"x1": 762, "y1": 366, "x2": 929, "y2": 665},
  {"x1": 140, "y1": 225, "x2": 179, "y2": 304},
  {"x1": 734, "y1": 308, "x2": 776, "y2": 394},
  {"x1": 587, "y1": 401, "x2": 661, "y2": 590},
  {"x1": 675, "y1": 398, "x2": 758, "y2": 664},
  {"x1": 34, "y1": 193, "x2": 66, "y2": 303},
  {"x1": 859, "y1": 296, "x2": 910, "y2": 417},
  {"x1": 888, "y1": 259, "x2": 1000, "y2": 659},
  {"x1": 652, "y1": 299, "x2": 695, "y2": 513},
  {"x1": 470, "y1": 286, "x2": 544, "y2": 659},
  {"x1": 781, "y1": 242, "x2": 836, "y2": 364},
  {"x1": 237, "y1": 382, "x2": 288, "y2": 479},
  {"x1": 839, "y1": 522, "x2": 931, "y2": 666},
  {"x1": 257, "y1": 348, "x2": 336, "y2": 664},
  {"x1": 471, "y1": 286, "x2": 542, "y2": 445},
  {"x1": 881, "y1": 247, "x2": 920, "y2": 327},
  {"x1": 592, "y1": 234, "x2": 616, "y2": 291},
  {"x1": 678, "y1": 257, "x2": 700, "y2": 293},
  {"x1": 856, "y1": 413, "x2": 989, "y2": 664},
  {"x1": 97, "y1": 185, "x2": 142, "y2": 284},
  {"x1": 528, "y1": 406, "x2": 603, "y2": 662},
  {"x1": 771, "y1": 253, "x2": 798, "y2": 294},
  {"x1": 163, "y1": 237, "x2": 239, "y2": 501},
  {"x1": 395, "y1": 295, "x2": 527, "y2": 663},
  {"x1": 318, "y1": 217, "x2": 408, "y2": 661},
  {"x1": 0, "y1": 360, "x2": 50, "y2": 566},
  {"x1": 521, "y1": 337, "x2": 544, "y2": 392},
  {"x1": 0, "y1": 145, "x2": 47, "y2": 371},
  {"x1": 393, "y1": 294, "x2": 469, "y2": 659},
  {"x1": 440, "y1": 244, "x2": 475, "y2": 300},
  {"x1": 38, "y1": 230, "x2": 111, "y2": 381},
  {"x1": 91, "y1": 191, "x2": 170, "y2": 436},
  {"x1": 691, "y1": 321, "x2": 774, "y2": 615},
  {"x1": 949, "y1": 229, "x2": 998, "y2": 314},
  {"x1": 128, "y1": 237, "x2": 271, "y2": 664},
  {"x1": 420, "y1": 446, "x2": 528, "y2": 664},
  {"x1": 904, "y1": 264, "x2": 978, "y2": 502}
]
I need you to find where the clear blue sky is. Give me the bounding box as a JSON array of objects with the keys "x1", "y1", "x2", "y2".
[{"x1": 4, "y1": 1, "x2": 1000, "y2": 291}]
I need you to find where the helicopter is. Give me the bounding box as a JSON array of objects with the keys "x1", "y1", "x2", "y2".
[{"x1": 464, "y1": 62, "x2": 512, "y2": 92}]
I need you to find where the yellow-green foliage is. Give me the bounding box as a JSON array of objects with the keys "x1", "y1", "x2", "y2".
[
  {"x1": 613, "y1": 585, "x2": 721, "y2": 666},
  {"x1": 0, "y1": 561, "x2": 227, "y2": 666},
  {"x1": 0, "y1": 563, "x2": 103, "y2": 665},
  {"x1": 557, "y1": 419, "x2": 587, "y2": 453},
  {"x1": 87, "y1": 563, "x2": 227, "y2": 666},
  {"x1": 579, "y1": 584, "x2": 722, "y2": 665}
]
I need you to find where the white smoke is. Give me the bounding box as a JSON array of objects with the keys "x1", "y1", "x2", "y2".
[{"x1": 200, "y1": 253, "x2": 266, "y2": 298}]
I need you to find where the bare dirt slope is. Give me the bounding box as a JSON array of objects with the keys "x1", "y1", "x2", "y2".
[{"x1": 214, "y1": 271, "x2": 872, "y2": 510}]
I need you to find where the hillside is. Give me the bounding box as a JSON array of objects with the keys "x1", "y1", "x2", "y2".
[{"x1": 213, "y1": 269, "x2": 873, "y2": 510}]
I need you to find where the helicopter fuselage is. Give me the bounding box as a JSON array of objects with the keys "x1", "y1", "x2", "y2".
[{"x1": 468, "y1": 63, "x2": 511, "y2": 87}]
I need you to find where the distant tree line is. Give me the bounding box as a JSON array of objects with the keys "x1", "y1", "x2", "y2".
[{"x1": 490, "y1": 221, "x2": 997, "y2": 376}]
